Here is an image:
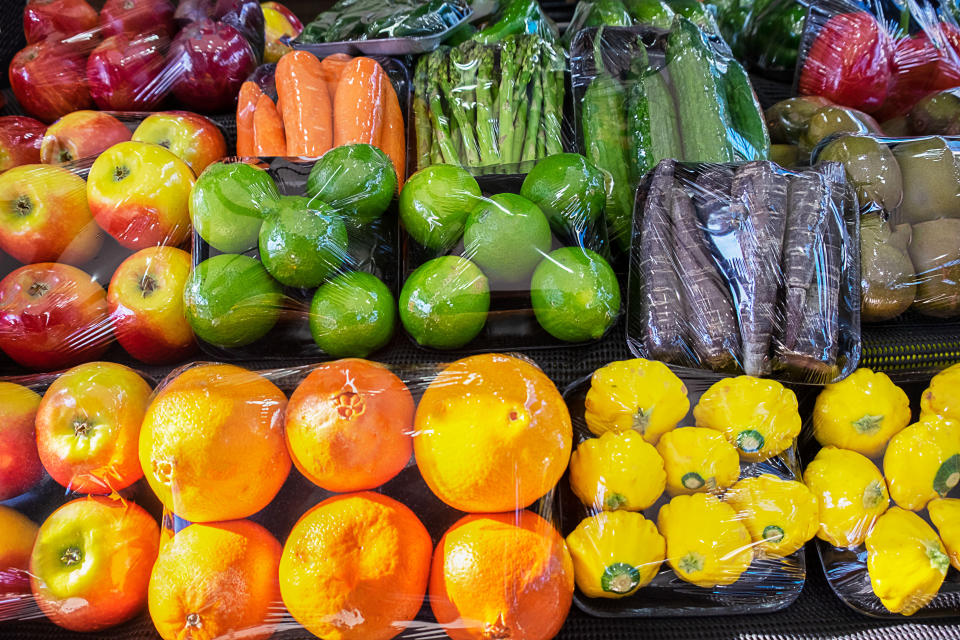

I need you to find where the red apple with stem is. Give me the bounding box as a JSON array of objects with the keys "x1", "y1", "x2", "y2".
[
  {"x1": 0, "y1": 116, "x2": 46, "y2": 171},
  {"x1": 0, "y1": 382, "x2": 44, "y2": 501},
  {"x1": 0, "y1": 164, "x2": 104, "y2": 265},
  {"x1": 9, "y1": 37, "x2": 92, "y2": 123},
  {"x1": 100, "y1": 0, "x2": 176, "y2": 39},
  {"x1": 23, "y1": 0, "x2": 98, "y2": 45},
  {"x1": 131, "y1": 111, "x2": 226, "y2": 175},
  {"x1": 87, "y1": 31, "x2": 170, "y2": 112},
  {"x1": 167, "y1": 19, "x2": 257, "y2": 113},
  {"x1": 41, "y1": 111, "x2": 132, "y2": 164},
  {"x1": 107, "y1": 246, "x2": 197, "y2": 364},
  {"x1": 0, "y1": 263, "x2": 112, "y2": 371}
]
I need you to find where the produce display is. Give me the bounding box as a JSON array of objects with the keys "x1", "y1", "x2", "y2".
[
  {"x1": 807, "y1": 365, "x2": 960, "y2": 617},
  {"x1": 298, "y1": 0, "x2": 471, "y2": 44},
  {"x1": 559, "y1": 358, "x2": 813, "y2": 615},
  {"x1": 627, "y1": 158, "x2": 859, "y2": 382}
]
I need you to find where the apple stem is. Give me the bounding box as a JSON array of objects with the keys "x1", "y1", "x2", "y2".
[
  {"x1": 73, "y1": 417, "x2": 91, "y2": 437},
  {"x1": 186, "y1": 613, "x2": 202, "y2": 628},
  {"x1": 14, "y1": 195, "x2": 32, "y2": 217},
  {"x1": 60, "y1": 547, "x2": 82, "y2": 566},
  {"x1": 139, "y1": 274, "x2": 159, "y2": 297},
  {"x1": 113, "y1": 166, "x2": 131, "y2": 182},
  {"x1": 27, "y1": 282, "x2": 48, "y2": 298}
]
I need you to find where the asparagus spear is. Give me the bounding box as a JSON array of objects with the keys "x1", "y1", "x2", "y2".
[
  {"x1": 414, "y1": 55, "x2": 433, "y2": 170},
  {"x1": 426, "y1": 50, "x2": 459, "y2": 165},
  {"x1": 474, "y1": 43, "x2": 500, "y2": 166},
  {"x1": 521, "y1": 65, "x2": 544, "y2": 163},
  {"x1": 497, "y1": 36, "x2": 519, "y2": 164},
  {"x1": 445, "y1": 44, "x2": 480, "y2": 166},
  {"x1": 511, "y1": 37, "x2": 539, "y2": 164},
  {"x1": 544, "y1": 42, "x2": 565, "y2": 156}
]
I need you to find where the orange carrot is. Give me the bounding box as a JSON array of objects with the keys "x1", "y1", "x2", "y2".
[
  {"x1": 333, "y1": 57, "x2": 385, "y2": 148},
  {"x1": 276, "y1": 50, "x2": 332, "y2": 157},
  {"x1": 236, "y1": 81, "x2": 262, "y2": 157},
  {"x1": 318, "y1": 53, "x2": 352, "y2": 103},
  {"x1": 379, "y1": 79, "x2": 406, "y2": 188},
  {"x1": 253, "y1": 94, "x2": 287, "y2": 156}
]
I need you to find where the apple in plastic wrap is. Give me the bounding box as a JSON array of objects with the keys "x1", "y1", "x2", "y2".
[
  {"x1": 40, "y1": 111, "x2": 132, "y2": 164},
  {"x1": 261, "y1": 1, "x2": 302, "y2": 63},
  {"x1": 86, "y1": 141, "x2": 195, "y2": 249},
  {"x1": 86, "y1": 31, "x2": 169, "y2": 112},
  {"x1": 99, "y1": 0, "x2": 176, "y2": 38},
  {"x1": 0, "y1": 116, "x2": 46, "y2": 171},
  {"x1": 0, "y1": 262, "x2": 112, "y2": 370},
  {"x1": 107, "y1": 246, "x2": 197, "y2": 364},
  {"x1": 131, "y1": 111, "x2": 226, "y2": 175},
  {"x1": 0, "y1": 506, "x2": 38, "y2": 595},
  {"x1": 0, "y1": 164, "x2": 103, "y2": 265},
  {"x1": 0, "y1": 382, "x2": 43, "y2": 501},
  {"x1": 8, "y1": 37, "x2": 93, "y2": 123},
  {"x1": 23, "y1": 0, "x2": 98, "y2": 44}
]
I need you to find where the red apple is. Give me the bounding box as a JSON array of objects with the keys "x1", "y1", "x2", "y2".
[
  {"x1": 167, "y1": 19, "x2": 257, "y2": 113},
  {"x1": 87, "y1": 31, "x2": 170, "y2": 112},
  {"x1": 131, "y1": 111, "x2": 226, "y2": 174},
  {"x1": 107, "y1": 246, "x2": 197, "y2": 364},
  {"x1": 100, "y1": 0, "x2": 176, "y2": 38},
  {"x1": 0, "y1": 506, "x2": 38, "y2": 595},
  {"x1": 261, "y1": 1, "x2": 302, "y2": 63},
  {"x1": 41, "y1": 111, "x2": 132, "y2": 164},
  {"x1": 0, "y1": 116, "x2": 46, "y2": 171},
  {"x1": 0, "y1": 164, "x2": 103, "y2": 265},
  {"x1": 9, "y1": 37, "x2": 92, "y2": 124},
  {"x1": 23, "y1": 0, "x2": 98, "y2": 45},
  {"x1": 86, "y1": 141, "x2": 195, "y2": 249},
  {"x1": 0, "y1": 382, "x2": 43, "y2": 501},
  {"x1": 0, "y1": 263, "x2": 112, "y2": 371}
]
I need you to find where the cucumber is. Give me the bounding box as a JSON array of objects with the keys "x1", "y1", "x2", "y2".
[
  {"x1": 665, "y1": 17, "x2": 735, "y2": 163},
  {"x1": 643, "y1": 67, "x2": 683, "y2": 167},
  {"x1": 722, "y1": 59, "x2": 771, "y2": 160},
  {"x1": 626, "y1": 54, "x2": 654, "y2": 181}
]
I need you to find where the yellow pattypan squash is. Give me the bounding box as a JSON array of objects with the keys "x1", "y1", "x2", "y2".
[
  {"x1": 884, "y1": 417, "x2": 960, "y2": 511},
  {"x1": 921, "y1": 363, "x2": 960, "y2": 424},
  {"x1": 803, "y1": 446, "x2": 889, "y2": 548},
  {"x1": 928, "y1": 498, "x2": 960, "y2": 571},
  {"x1": 657, "y1": 492, "x2": 753, "y2": 588},
  {"x1": 813, "y1": 368, "x2": 911, "y2": 459},
  {"x1": 656, "y1": 427, "x2": 740, "y2": 497},
  {"x1": 866, "y1": 507, "x2": 949, "y2": 616},
  {"x1": 693, "y1": 376, "x2": 800, "y2": 462},
  {"x1": 724, "y1": 474, "x2": 819, "y2": 557},
  {"x1": 565, "y1": 510, "x2": 666, "y2": 598},
  {"x1": 584, "y1": 359, "x2": 689, "y2": 444},
  {"x1": 568, "y1": 430, "x2": 666, "y2": 511}
]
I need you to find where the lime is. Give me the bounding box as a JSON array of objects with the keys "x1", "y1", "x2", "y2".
[
  {"x1": 190, "y1": 162, "x2": 280, "y2": 253},
  {"x1": 309, "y1": 271, "x2": 396, "y2": 357},
  {"x1": 520, "y1": 153, "x2": 606, "y2": 239},
  {"x1": 463, "y1": 193, "x2": 552, "y2": 289},
  {"x1": 258, "y1": 195, "x2": 349, "y2": 288},
  {"x1": 306, "y1": 144, "x2": 397, "y2": 224},
  {"x1": 183, "y1": 254, "x2": 283, "y2": 348},
  {"x1": 531, "y1": 247, "x2": 620, "y2": 342},
  {"x1": 399, "y1": 256, "x2": 490, "y2": 349},
  {"x1": 399, "y1": 164, "x2": 481, "y2": 251}
]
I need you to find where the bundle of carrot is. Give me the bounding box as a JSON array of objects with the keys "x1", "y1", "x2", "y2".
[{"x1": 236, "y1": 50, "x2": 406, "y2": 185}]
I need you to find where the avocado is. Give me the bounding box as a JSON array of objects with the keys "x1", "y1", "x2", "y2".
[
  {"x1": 860, "y1": 213, "x2": 916, "y2": 322},
  {"x1": 817, "y1": 135, "x2": 903, "y2": 212},
  {"x1": 765, "y1": 96, "x2": 835, "y2": 145},
  {"x1": 892, "y1": 136, "x2": 960, "y2": 225},
  {"x1": 908, "y1": 218, "x2": 960, "y2": 318},
  {"x1": 907, "y1": 88, "x2": 960, "y2": 136}
]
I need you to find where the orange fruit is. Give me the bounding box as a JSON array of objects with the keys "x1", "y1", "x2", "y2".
[
  {"x1": 0, "y1": 505, "x2": 38, "y2": 594},
  {"x1": 430, "y1": 510, "x2": 574, "y2": 640},
  {"x1": 279, "y1": 492, "x2": 432, "y2": 640},
  {"x1": 414, "y1": 353, "x2": 572, "y2": 512},
  {"x1": 139, "y1": 364, "x2": 291, "y2": 522},
  {"x1": 285, "y1": 358, "x2": 414, "y2": 492},
  {"x1": 30, "y1": 496, "x2": 159, "y2": 632},
  {"x1": 148, "y1": 519, "x2": 282, "y2": 640}
]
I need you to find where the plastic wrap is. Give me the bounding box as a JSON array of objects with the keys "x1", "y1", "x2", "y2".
[
  {"x1": 802, "y1": 365, "x2": 960, "y2": 617},
  {"x1": 2, "y1": 353, "x2": 578, "y2": 638},
  {"x1": 8, "y1": 0, "x2": 267, "y2": 122},
  {"x1": 398, "y1": 157, "x2": 622, "y2": 352},
  {"x1": 808, "y1": 134, "x2": 960, "y2": 323},
  {"x1": 557, "y1": 358, "x2": 811, "y2": 616},
  {"x1": 570, "y1": 23, "x2": 770, "y2": 252},
  {"x1": 412, "y1": 33, "x2": 568, "y2": 177},
  {"x1": 0, "y1": 111, "x2": 228, "y2": 371},
  {"x1": 625, "y1": 158, "x2": 860, "y2": 384}
]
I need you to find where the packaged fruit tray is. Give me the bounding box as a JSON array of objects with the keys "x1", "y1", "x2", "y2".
[
  {"x1": 398, "y1": 166, "x2": 624, "y2": 354},
  {"x1": 625, "y1": 158, "x2": 861, "y2": 385},
  {"x1": 556, "y1": 359, "x2": 811, "y2": 617},
  {"x1": 800, "y1": 365, "x2": 960, "y2": 618}
]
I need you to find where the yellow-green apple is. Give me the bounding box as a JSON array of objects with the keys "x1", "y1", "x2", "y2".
[
  {"x1": 0, "y1": 382, "x2": 43, "y2": 501},
  {"x1": 131, "y1": 111, "x2": 227, "y2": 175},
  {"x1": 0, "y1": 116, "x2": 46, "y2": 171},
  {"x1": 30, "y1": 496, "x2": 159, "y2": 631},
  {"x1": 0, "y1": 164, "x2": 103, "y2": 264},
  {"x1": 0, "y1": 506, "x2": 38, "y2": 595},
  {"x1": 23, "y1": 0, "x2": 99, "y2": 45},
  {"x1": 0, "y1": 263, "x2": 112, "y2": 370},
  {"x1": 86, "y1": 31, "x2": 169, "y2": 112},
  {"x1": 100, "y1": 0, "x2": 176, "y2": 38},
  {"x1": 87, "y1": 141, "x2": 195, "y2": 249},
  {"x1": 9, "y1": 37, "x2": 93, "y2": 124},
  {"x1": 41, "y1": 111, "x2": 132, "y2": 164},
  {"x1": 36, "y1": 362, "x2": 151, "y2": 494},
  {"x1": 262, "y1": 2, "x2": 302, "y2": 63},
  {"x1": 107, "y1": 246, "x2": 197, "y2": 364}
]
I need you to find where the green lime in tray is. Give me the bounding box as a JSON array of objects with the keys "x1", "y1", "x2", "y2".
[
  {"x1": 310, "y1": 271, "x2": 396, "y2": 357},
  {"x1": 306, "y1": 144, "x2": 397, "y2": 224},
  {"x1": 399, "y1": 164, "x2": 482, "y2": 251},
  {"x1": 190, "y1": 161, "x2": 280, "y2": 253},
  {"x1": 521, "y1": 153, "x2": 606, "y2": 240}
]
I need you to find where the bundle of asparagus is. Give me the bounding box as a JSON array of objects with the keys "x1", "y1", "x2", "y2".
[{"x1": 413, "y1": 34, "x2": 567, "y2": 173}]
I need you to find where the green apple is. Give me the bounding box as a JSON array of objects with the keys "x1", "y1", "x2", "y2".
[{"x1": 190, "y1": 162, "x2": 280, "y2": 253}]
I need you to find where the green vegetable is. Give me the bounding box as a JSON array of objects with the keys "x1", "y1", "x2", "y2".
[
  {"x1": 666, "y1": 0, "x2": 721, "y2": 33},
  {"x1": 744, "y1": 0, "x2": 805, "y2": 75},
  {"x1": 643, "y1": 68, "x2": 683, "y2": 169},
  {"x1": 721, "y1": 59, "x2": 770, "y2": 160},
  {"x1": 301, "y1": 0, "x2": 470, "y2": 42},
  {"x1": 624, "y1": 0, "x2": 675, "y2": 28},
  {"x1": 474, "y1": 0, "x2": 557, "y2": 43},
  {"x1": 414, "y1": 56, "x2": 434, "y2": 171},
  {"x1": 625, "y1": 54, "x2": 654, "y2": 180}
]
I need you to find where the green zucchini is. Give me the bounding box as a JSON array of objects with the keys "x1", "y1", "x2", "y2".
[
  {"x1": 722, "y1": 59, "x2": 771, "y2": 160},
  {"x1": 626, "y1": 54, "x2": 654, "y2": 181},
  {"x1": 665, "y1": 17, "x2": 735, "y2": 163},
  {"x1": 643, "y1": 67, "x2": 683, "y2": 167}
]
